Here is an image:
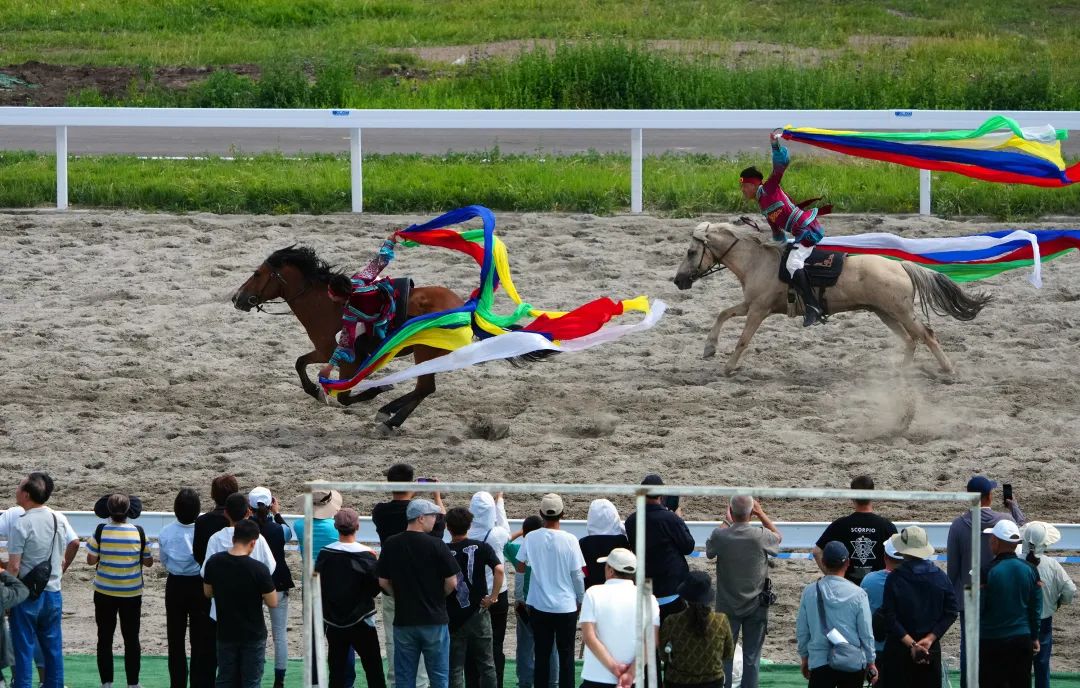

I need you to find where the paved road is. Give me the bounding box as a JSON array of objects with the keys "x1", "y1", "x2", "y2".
[{"x1": 0, "y1": 127, "x2": 786, "y2": 156}]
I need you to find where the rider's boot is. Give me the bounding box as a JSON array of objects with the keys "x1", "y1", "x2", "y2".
[{"x1": 792, "y1": 269, "x2": 822, "y2": 327}]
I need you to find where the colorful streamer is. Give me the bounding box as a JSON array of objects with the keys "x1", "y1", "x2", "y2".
[
  {"x1": 819, "y1": 229, "x2": 1080, "y2": 287},
  {"x1": 319, "y1": 205, "x2": 660, "y2": 393},
  {"x1": 782, "y1": 116, "x2": 1080, "y2": 187}
]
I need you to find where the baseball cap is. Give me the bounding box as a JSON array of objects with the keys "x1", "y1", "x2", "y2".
[
  {"x1": 966, "y1": 476, "x2": 998, "y2": 495},
  {"x1": 597, "y1": 548, "x2": 637, "y2": 574},
  {"x1": 983, "y1": 520, "x2": 1021, "y2": 543},
  {"x1": 641, "y1": 473, "x2": 665, "y2": 486},
  {"x1": 540, "y1": 493, "x2": 564, "y2": 518},
  {"x1": 883, "y1": 538, "x2": 902, "y2": 560},
  {"x1": 406, "y1": 498, "x2": 442, "y2": 521},
  {"x1": 822, "y1": 541, "x2": 850, "y2": 567},
  {"x1": 248, "y1": 486, "x2": 272, "y2": 509}
]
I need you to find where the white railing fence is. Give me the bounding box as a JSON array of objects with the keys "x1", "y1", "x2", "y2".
[
  {"x1": 299, "y1": 481, "x2": 982, "y2": 688},
  {"x1": 2, "y1": 107, "x2": 1078, "y2": 215}
]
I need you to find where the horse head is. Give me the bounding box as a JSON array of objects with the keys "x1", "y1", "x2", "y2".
[
  {"x1": 673, "y1": 222, "x2": 740, "y2": 290},
  {"x1": 231, "y1": 244, "x2": 330, "y2": 312}
]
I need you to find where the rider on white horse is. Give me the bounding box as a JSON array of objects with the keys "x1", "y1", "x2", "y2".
[{"x1": 739, "y1": 132, "x2": 829, "y2": 327}]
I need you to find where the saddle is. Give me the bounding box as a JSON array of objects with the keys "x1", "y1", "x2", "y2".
[
  {"x1": 778, "y1": 245, "x2": 846, "y2": 288},
  {"x1": 779, "y1": 245, "x2": 846, "y2": 320}
]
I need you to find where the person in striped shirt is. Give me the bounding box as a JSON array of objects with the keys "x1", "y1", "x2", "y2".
[{"x1": 86, "y1": 494, "x2": 153, "y2": 688}]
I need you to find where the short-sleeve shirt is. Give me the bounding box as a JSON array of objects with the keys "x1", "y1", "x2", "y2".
[
  {"x1": 579, "y1": 579, "x2": 660, "y2": 683},
  {"x1": 377, "y1": 530, "x2": 460, "y2": 627},
  {"x1": 158, "y1": 521, "x2": 200, "y2": 577},
  {"x1": 447, "y1": 538, "x2": 501, "y2": 631},
  {"x1": 816, "y1": 512, "x2": 897, "y2": 583},
  {"x1": 517, "y1": 528, "x2": 586, "y2": 613},
  {"x1": 202, "y1": 527, "x2": 277, "y2": 621},
  {"x1": 203, "y1": 552, "x2": 276, "y2": 640},
  {"x1": 372, "y1": 500, "x2": 445, "y2": 544},
  {"x1": 8, "y1": 507, "x2": 79, "y2": 593},
  {"x1": 87, "y1": 522, "x2": 151, "y2": 597},
  {"x1": 859, "y1": 570, "x2": 889, "y2": 653},
  {"x1": 706, "y1": 523, "x2": 780, "y2": 617}
]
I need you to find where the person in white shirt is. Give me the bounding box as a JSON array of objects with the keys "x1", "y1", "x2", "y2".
[
  {"x1": 1022, "y1": 522, "x2": 1077, "y2": 688},
  {"x1": 579, "y1": 548, "x2": 660, "y2": 688},
  {"x1": 516, "y1": 494, "x2": 585, "y2": 688},
  {"x1": 467, "y1": 491, "x2": 512, "y2": 688},
  {"x1": 201, "y1": 493, "x2": 276, "y2": 621},
  {"x1": 158, "y1": 488, "x2": 214, "y2": 688}
]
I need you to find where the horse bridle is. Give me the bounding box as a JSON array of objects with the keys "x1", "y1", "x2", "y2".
[
  {"x1": 251, "y1": 268, "x2": 311, "y2": 315},
  {"x1": 692, "y1": 234, "x2": 738, "y2": 282}
]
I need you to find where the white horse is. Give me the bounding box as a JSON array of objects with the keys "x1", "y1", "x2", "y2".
[{"x1": 672, "y1": 222, "x2": 992, "y2": 374}]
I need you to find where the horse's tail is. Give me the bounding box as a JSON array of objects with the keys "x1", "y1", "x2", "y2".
[{"x1": 902, "y1": 262, "x2": 992, "y2": 322}]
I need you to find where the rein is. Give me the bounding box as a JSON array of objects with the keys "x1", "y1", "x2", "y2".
[
  {"x1": 693, "y1": 235, "x2": 738, "y2": 281},
  {"x1": 252, "y1": 269, "x2": 312, "y2": 315}
]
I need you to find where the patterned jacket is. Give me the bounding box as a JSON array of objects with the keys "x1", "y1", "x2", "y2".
[
  {"x1": 329, "y1": 239, "x2": 396, "y2": 366},
  {"x1": 756, "y1": 145, "x2": 824, "y2": 247}
]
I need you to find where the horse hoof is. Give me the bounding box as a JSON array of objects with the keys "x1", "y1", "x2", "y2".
[
  {"x1": 703, "y1": 346, "x2": 716, "y2": 359},
  {"x1": 375, "y1": 411, "x2": 391, "y2": 423},
  {"x1": 376, "y1": 423, "x2": 400, "y2": 438}
]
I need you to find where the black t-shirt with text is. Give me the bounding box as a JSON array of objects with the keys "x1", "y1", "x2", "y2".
[
  {"x1": 372, "y1": 500, "x2": 446, "y2": 545},
  {"x1": 446, "y1": 538, "x2": 501, "y2": 631},
  {"x1": 377, "y1": 530, "x2": 460, "y2": 626},
  {"x1": 816, "y1": 512, "x2": 897, "y2": 583},
  {"x1": 203, "y1": 552, "x2": 276, "y2": 639}
]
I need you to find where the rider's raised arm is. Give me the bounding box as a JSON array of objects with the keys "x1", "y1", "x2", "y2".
[
  {"x1": 351, "y1": 237, "x2": 396, "y2": 283},
  {"x1": 763, "y1": 140, "x2": 790, "y2": 194}
]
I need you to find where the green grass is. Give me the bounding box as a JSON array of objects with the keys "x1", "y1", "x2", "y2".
[
  {"x1": 2, "y1": 150, "x2": 1077, "y2": 219},
  {"x1": 1, "y1": 0, "x2": 1078, "y2": 66}
]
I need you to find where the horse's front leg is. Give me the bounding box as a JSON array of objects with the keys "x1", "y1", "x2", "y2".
[
  {"x1": 724, "y1": 307, "x2": 771, "y2": 375},
  {"x1": 295, "y1": 351, "x2": 324, "y2": 399},
  {"x1": 703, "y1": 302, "x2": 749, "y2": 359}
]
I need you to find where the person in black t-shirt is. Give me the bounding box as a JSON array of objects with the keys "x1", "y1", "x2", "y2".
[
  {"x1": 445, "y1": 508, "x2": 504, "y2": 688},
  {"x1": 372, "y1": 463, "x2": 448, "y2": 688},
  {"x1": 813, "y1": 475, "x2": 897, "y2": 583},
  {"x1": 378, "y1": 498, "x2": 460, "y2": 688},
  {"x1": 202, "y1": 519, "x2": 278, "y2": 688},
  {"x1": 578, "y1": 499, "x2": 629, "y2": 590}
]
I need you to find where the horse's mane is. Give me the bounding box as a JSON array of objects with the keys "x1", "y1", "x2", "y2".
[
  {"x1": 697, "y1": 221, "x2": 782, "y2": 254},
  {"x1": 265, "y1": 244, "x2": 345, "y2": 284}
]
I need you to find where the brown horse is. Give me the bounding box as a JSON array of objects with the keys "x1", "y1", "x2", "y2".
[
  {"x1": 231, "y1": 245, "x2": 464, "y2": 432},
  {"x1": 673, "y1": 222, "x2": 992, "y2": 374}
]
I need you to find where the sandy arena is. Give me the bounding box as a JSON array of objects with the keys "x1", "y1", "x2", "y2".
[{"x1": 2, "y1": 209, "x2": 1078, "y2": 670}]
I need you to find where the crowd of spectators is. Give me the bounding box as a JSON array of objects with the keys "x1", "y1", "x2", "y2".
[{"x1": 0, "y1": 468, "x2": 1075, "y2": 688}]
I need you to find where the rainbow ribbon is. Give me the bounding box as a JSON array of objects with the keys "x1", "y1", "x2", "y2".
[
  {"x1": 319, "y1": 205, "x2": 656, "y2": 393},
  {"x1": 782, "y1": 115, "x2": 1080, "y2": 187}
]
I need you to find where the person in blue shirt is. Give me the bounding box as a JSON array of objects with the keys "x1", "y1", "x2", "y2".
[
  {"x1": 859, "y1": 539, "x2": 901, "y2": 663},
  {"x1": 876, "y1": 527, "x2": 958, "y2": 687},
  {"x1": 293, "y1": 489, "x2": 343, "y2": 559},
  {"x1": 796, "y1": 541, "x2": 877, "y2": 688}
]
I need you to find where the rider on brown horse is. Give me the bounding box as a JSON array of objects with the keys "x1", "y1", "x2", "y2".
[
  {"x1": 319, "y1": 233, "x2": 399, "y2": 379},
  {"x1": 739, "y1": 131, "x2": 832, "y2": 327}
]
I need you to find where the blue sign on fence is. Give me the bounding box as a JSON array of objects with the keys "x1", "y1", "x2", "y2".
[
  {"x1": 894, "y1": 111, "x2": 914, "y2": 117},
  {"x1": 331, "y1": 110, "x2": 351, "y2": 117}
]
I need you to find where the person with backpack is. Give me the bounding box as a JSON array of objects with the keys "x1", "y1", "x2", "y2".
[
  {"x1": 86, "y1": 494, "x2": 153, "y2": 688},
  {"x1": 247, "y1": 487, "x2": 295, "y2": 688}
]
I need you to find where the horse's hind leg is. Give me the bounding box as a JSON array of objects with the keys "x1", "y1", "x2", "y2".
[
  {"x1": 724, "y1": 307, "x2": 770, "y2": 375},
  {"x1": 897, "y1": 313, "x2": 954, "y2": 373},
  {"x1": 703, "y1": 301, "x2": 749, "y2": 359},
  {"x1": 873, "y1": 310, "x2": 916, "y2": 366},
  {"x1": 377, "y1": 375, "x2": 435, "y2": 434}
]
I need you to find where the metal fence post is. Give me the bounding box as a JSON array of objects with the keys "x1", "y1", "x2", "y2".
[
  {"x1": 631, "y1": 128, "x2": 643, "y2": 213},
  {"x1": 966, "y1": 497, "x2": 981, "y2": 685},
  {"x1": 302, "y1": 492, "x2": 314, "y2": 687},
  {"x1": 634, "y1": 492, "x2": 647, "y2": 688},
  {"x1": 350, "y1": 127, "x2": 363, "y2": 213},
  {"x1": 55, "y1": 126, "x2": 68, "y2": 210}
]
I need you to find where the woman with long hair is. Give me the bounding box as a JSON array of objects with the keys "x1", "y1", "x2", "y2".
[{"x1": 660, "y1": 571, "x2": 735, "y2": 688}]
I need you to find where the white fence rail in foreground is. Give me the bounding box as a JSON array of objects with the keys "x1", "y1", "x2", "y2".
[
  {"x1": 23, "y1": 510, "x2": 1080, "y2": 555},
  {"x1": 3, "y1": 107, "x2": 1079, "y2": 215}
]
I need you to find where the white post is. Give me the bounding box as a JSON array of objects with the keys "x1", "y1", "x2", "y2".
[
  {"x1": 350, "y1": 127, "x2": 362, "y2": 213},
  {"x1": 55, "y1": 126, "x2": 68, "y2": 210},
  {"x1": 302, "y1": 493, "x2": 314, "y2": 687},
  {"x1": 919, "y1": 129, "x2": 931, "y2": 216},
  {"x1": 634, "y1": 492, "x2": 647, "y2": 688},
  {"x1": 631, "y1": 128, "x2": 643, "y2": 213},
  {"x1": 312, "y1": 573, "x2": 329, "y2": 688},
  {"x1": 966, "y1": 499, "x2": 980, "y2": 685},
  {"x1": 644, "y1": 579, "x2": 658, "y2": 688}
]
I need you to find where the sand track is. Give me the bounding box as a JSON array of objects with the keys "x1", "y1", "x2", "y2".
[{"x1": 2, "y1": 209, "x2": 1078, "y2": 667}]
